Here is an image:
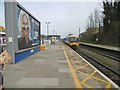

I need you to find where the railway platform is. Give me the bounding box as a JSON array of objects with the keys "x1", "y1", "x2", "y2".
[
  {"x1": 80, "y1": 42, "x2": 120, "y2": 51},
  {"x1": 3, "y1": 40, "x2": 118, "y2": 89}
]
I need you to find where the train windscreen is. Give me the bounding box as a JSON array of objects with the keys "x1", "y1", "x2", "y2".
[{"x1": 69, "y1": 37, "x2": 78, "y2": 42}]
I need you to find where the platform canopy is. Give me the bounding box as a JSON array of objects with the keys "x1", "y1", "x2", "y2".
[{"x1": 48, "y1": 35, "x2": 61, "y2": 40}]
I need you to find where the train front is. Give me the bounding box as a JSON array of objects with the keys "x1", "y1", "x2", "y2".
[{"x1": 68, "y1": 35, "x2": 80, "y2": 49}]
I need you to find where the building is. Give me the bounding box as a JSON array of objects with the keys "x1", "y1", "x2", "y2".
[{"x1": 47, "y1": 35, "x2": 61, "y2": 40}]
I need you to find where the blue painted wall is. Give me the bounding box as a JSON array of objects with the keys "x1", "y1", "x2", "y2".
[{"x1": 15, "y1": 47, "x2": 40, "y2": 63}]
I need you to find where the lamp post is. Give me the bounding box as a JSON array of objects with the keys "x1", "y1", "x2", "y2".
[
  {"x1": 79, "y1": 28, "x2": 80, "y2": 39},
  {"x1": 45, "y1": 22, "x2": 51, "y2": 40}
]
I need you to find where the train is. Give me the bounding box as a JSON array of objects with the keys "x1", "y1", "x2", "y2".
[{"x1": 63, "y1": 34, "x2": 80, "y2": 49}]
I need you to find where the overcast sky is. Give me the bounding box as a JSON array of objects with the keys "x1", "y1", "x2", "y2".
[
  {"x1": 0, "y1": 0, "x2": 103, "y2": 38},
  {"x1": 0, "y1": 0, "x2": 5, "y2": 27}
]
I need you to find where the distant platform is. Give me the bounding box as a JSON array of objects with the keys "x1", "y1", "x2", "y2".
[{"x1": 80, "y1": 42, "x2": 120, "y2": 51}]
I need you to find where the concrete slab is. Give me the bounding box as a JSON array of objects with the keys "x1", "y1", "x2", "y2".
[
  {"x1": 59, "y1": 78, "x2": 75, "y2": 87},
  {"x1": 59, "y1": 68, "x2": 71, "y2": 73},
  {"x1": 37, "y1": 78, "x2": 59, "y2": 86},
  {"x1": 4, "y1": 41, "x2": 75, "y2": 88},
  {"x1": 16, "y1": 78, "x2": 38, "y2": 86},
  {"x1": 58, "y1": 60, "x2": 68, "y2": 63},
  {"x1": 59, "y1": 72, "x2": 71, "y2": 79}
]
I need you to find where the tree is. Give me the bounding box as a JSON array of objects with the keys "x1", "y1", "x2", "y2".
[
  {"x1": 118, "y1": 1, "x2": 120, "y2": 46},
  {"x1": 102, "y1": 1, "x2": 120, "y2": 46},
  {"x1": 103, "y1": 1, "x2": 113, "y2": 33}
]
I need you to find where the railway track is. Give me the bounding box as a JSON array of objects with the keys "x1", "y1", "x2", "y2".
[{"x1": 75, "y1": 46, "x2": 120, "y2": 86}]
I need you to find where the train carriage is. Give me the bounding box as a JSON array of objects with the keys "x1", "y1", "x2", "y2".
[{"x1": 63, "y1": 34, "x2": 80, "y2": 49}]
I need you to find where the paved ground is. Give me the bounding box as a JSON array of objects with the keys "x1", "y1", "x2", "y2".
[{"x1": 3, "y1": 41, "x2": 75, "y2": 88}]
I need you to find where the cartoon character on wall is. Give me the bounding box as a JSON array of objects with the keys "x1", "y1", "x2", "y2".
[{"x1": 18, "y1": 10, "x2": 32, "y2": 50}]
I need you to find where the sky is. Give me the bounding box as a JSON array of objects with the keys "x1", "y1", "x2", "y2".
[
  {"x1": 0, "y1": 0, "x2": 103, "y2": 38},
  {"x1": 0, "y1": 0, "x2": 5, "y2": 27}
]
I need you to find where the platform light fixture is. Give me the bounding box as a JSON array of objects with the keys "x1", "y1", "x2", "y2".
[{"x1": 45, "y1": 22, "x2": 51, "y2": 40}]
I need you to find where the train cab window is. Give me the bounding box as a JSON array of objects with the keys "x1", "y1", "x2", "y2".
[{"x1": 70, "y1": 37, "x2": 78, "y2": 42}]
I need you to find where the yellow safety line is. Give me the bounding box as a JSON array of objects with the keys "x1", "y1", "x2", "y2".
[
  {"x1": 77, "y1": 70, "x2": 110, "y2": 88},
  {"x1": 74, "y1": 64, "x2": 90, "y2": 69},
  {"x1": 77, "y1": 70, "x2": 89, "y2": 76},
  {"x1": 83, "y1": 67, "x2": 94, "y2": 71},
  {"x1": 92, "y1": 76, "x2": 109, "y2": 83},
  {"x1": 71, "y1": 61, "x2": 79, "y2": 65},
  {"x1": 77, "y1": 70, "x2": 109, "y2": 83},
  {"x1": 79, "y1": 62, "x2": 87, "y2": 65},
  {"x1": 82, "y1": 83, "x2": 93, "y2": 88},
  {"x1": 81, "y1": 70, "x2": 97, "y2": 83},
  {"x1": 62, "y1": 45, "x2": 82, "y2": 88},
  {"x1": 106, "y1": 82, "x2": 112, "y2": 88},
  {"x1": 76, "y1": 64, "x2": 88, "y2": 70}
]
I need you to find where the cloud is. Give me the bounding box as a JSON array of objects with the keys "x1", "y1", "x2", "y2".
[{"x1": 17, "y1": 2, "x2": 102, "y2": 37}]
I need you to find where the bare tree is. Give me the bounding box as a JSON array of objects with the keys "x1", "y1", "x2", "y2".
[{"x1": 89, "y1": 14, "x2": 94, "y2": 29}]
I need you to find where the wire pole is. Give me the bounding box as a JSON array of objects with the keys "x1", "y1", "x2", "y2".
[{"x1": 45, "y1": 22, "x2": 51, "y2": 40}]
